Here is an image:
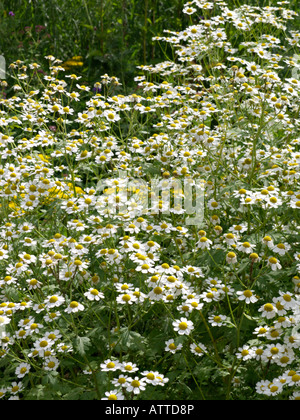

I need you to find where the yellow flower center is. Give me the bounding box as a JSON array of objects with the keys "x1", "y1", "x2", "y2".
[
  {"x1": 106, "y1": 362, "x2": 115, "y2": 369},
  {"x1": 264, "y1": 303, "x2": 274, "y2": 312},
  {"x1": 91, "y1": 289, "x2": 99, "y2": 296},
  {"x1": 131, "y1": 380, "x2": 140, "y2": 388},
  {"x1": 227, "y1": 252, "x2": 236, "y2": 259},
  {"x1": 48, "y1": 361, "x2": 56, "y2": 369},
  {"x1": 242, "y1": 242, "x2": 250, "y2": 248},
  {"x1": 243, "y1": 290, "x2": 253, "y2": 298}
]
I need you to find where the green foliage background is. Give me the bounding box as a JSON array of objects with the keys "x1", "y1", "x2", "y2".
[
  {"x1": 0, "y1": 0, "x2": 188, "y2": 89},
  {"x1": 0, "y1": 0, "x2": 299, "y2": 401},
  {"x1": 1, "y1": 0, "x2": 299, "y2": 88}
]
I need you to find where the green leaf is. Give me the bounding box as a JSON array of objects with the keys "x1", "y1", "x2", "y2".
[
  {"x1": 86, "y1": 49, "x2": 102, "y2": 59},
  {"x1": 243, "y1": 313, "x2": 260, "y2": 323},
  {"x1": 80, "y1": 23, "x2": 94, "y2": 30},
  {"x1": 119, "y1": 327, "x2": 145, "y2": 350},
  {"x1": 75, "y1": 336, "x2": 91, "y2": 356},
  {"x1": 62, "y1": 387, "x2": 86, "y2": 400}
]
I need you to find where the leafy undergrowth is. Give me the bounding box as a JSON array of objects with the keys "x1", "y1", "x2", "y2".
[{"x1": 0, "y1": 0, "x2": 299, "y2": 400}]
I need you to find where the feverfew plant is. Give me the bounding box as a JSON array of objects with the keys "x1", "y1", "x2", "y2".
[{"x1": 0, "y1": 0, "x2": 299, "y2": 400}]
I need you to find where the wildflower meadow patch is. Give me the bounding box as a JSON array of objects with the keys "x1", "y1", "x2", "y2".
[{"x1": 0, "y1": 0, "x2": 299, "y2": 401}]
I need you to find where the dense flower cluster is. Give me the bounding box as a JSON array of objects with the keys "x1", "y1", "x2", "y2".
[{"x1": 0, "y1": 0, "x2": 299, "y2": 400}]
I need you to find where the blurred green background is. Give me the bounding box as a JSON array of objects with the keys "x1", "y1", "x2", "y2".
[
  {"x1": 0, "y1": 0, "x2": 189, "y2": 90},
  {"x1": 0, "y1": 0, "x2": 298, "y2": 91}
]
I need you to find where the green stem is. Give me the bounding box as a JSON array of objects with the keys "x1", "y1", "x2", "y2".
[{"x1": 182, "y1": 350, "x2": 206, "y2": 400}]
